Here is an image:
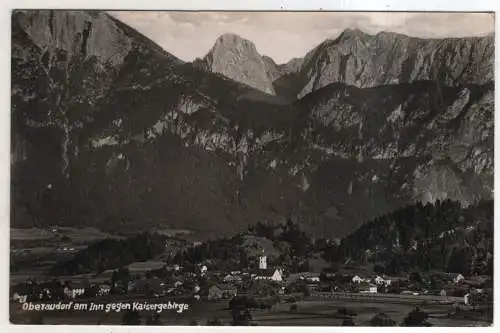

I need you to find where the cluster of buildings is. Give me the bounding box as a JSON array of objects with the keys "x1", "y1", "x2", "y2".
[
  {"x1": 11, "y1": 248, "x2": 493, "y2": 308},
  {"x1": 10, "y1": 253, "x2": 286, "y2": 304},
  {"x1": 11, "y1": 280, "x2": 111, "y2": 304},
  {"x1": 317, "y1": 270, "x2": 492, "y2": 305},
  {"x1": 208, "y1": 255, "x2": 285, "y2": 300}
]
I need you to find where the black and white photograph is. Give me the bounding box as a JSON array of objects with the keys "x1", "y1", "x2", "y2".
[{"x1": 8, "y1": 9, "x2": 494, "y2": 327}]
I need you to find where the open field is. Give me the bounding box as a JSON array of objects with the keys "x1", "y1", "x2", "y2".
[
  {"x1": 11, "y1": 227, "x2": 124, "y2": 242},
  {"x1": 310, "y1": 291, "x2": 464, "y2": 304},
  {"x1": 10, "y1": 227, "x2": 125, "y2": 256},
  {"x1": 150, "y1": 227, "x2": 194, "y2": 237},
  {"x1": 10, "y1": 227, "x2": 123, "y2": 283},
  {"x1": 9, "y1": 294, "x2": 491, "y2": 326},
  {"x1": 10, "y1": 227, "x2": 174, "y2": 283},
  {"x1": 127, "y1": 260, "x2": 167, "y2": 272}
]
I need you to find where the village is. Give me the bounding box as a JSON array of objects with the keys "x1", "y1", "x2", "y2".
[
  {"x1": 9, "y1": 218, "x2": 494, "y2": 326},
  {"x1": 10, "y1": 248, "x2": 493, "y2": 310}
]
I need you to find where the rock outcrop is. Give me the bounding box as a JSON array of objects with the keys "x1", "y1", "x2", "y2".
[{"x1": 262, "y1": 55, "x2": 281, "y2": 82}]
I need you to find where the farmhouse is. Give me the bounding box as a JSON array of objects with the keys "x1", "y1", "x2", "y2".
[
  {"x1": 352, "y1": 275, "x2": 364, "y2": 284},
  {"x1": 12, "y1": 292, "x2": 27, "y2": 303},
  {"x1": 464, "y1": 293, "x2": 471, "y2": 305},
  {"x1": 64, "y1": 282, "x2": 86, "y2": 299},
  {"x1": 253, "y1": 268, "x2": 283, "y2": 282},
  {"x1": 358, "y1": 283, "x2": 378, "y2": 294},
  {"x1": 223, "y1": 274, "x2": 242, "y2": 283},
  {"x1": 373, "y1": 275, "x2": 393, "y2": 286},
  {"x1": 196, "y1": 265, "x2": 208, "y2": 275},
  {"x1": 11, "y1": 283, "x2": 31, "y2": 303},
  {"x1": 208, "y1": 284, "x2": 237, "y2": 300},
  {"x1": 98, "y1": 284, "x2": 111, "y2": 296},
  {"x1": 305, "y1": 276, "x2": 320, "y2": 284},
  {"x1": 453, "y1": 273, "x2": 465, "y2": 284}
]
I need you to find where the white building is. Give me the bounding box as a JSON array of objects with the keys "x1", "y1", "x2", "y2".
[
  {"x1": 352, "y1": 275, "x2": 364, "y2": 284},
  {"x1": 196, "y1": 264, "x2": 207, "y2": 276},
  {"x1": 12, "y1": 292, "x2": 27, "y2": 304},
  {"x1": 374, "y1": 276, "x2": 392, "y2": 286},
  {"x1": 359, "y1": 283, "x2": 378, "y2": 294},
  {"x1": 306, "y1": 276, "x2": 320, "y2": 283},
  {"x1": 453, "y1": 274, "x2": 465, "y2": 284},
  {"x1": 464, "y1": 293, "x2": 471, "y2": 305},
  {"x1": 98, "y1": 284, "x2": 111, "y2": 296},
  {"x1": 64, "y1": 286, "x2": 85, "y2": 299},
  {"x1": 259, "y1": 255, "x2": 267, "y2": 270}
]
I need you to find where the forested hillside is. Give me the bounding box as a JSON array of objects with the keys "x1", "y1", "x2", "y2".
[
  {"x1": 49, "y1": 232, "x2": 168, "y2": 275},
  {"x1": 338, "y1": 199, "x2": 493, "y2": 275}
]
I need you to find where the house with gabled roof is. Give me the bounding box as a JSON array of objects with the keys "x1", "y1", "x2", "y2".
[
  {"x1": 358, "y1": 282, "x2": 378, "y2": 294},
  {"x1": 224, "y1": 274, "x2": 242, "y2": 283},
  {"x1": 352, "y1": 275, "x2": 365, "y2": 284},
  {"x1": 63, "y1": 281, "x2": 86, "y2": 299},
  {"x1": 253, "y1": 268, "x2": 283, "y2": 282},
  {"x1": 208, "y1": 284, "x2": 237, "y2": 300},
  {"x1": 453, "y1": 273, "x2": 465, "y2": 284}
]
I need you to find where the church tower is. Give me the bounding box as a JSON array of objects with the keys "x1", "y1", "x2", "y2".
[{"x1": 258, "y1": 249, "x2": 267, "y2": 270}]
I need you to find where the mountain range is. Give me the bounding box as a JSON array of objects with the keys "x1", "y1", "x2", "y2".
[
  {"x1": 196, "y1": 28, "x2": 493, "y2": 100},
  {"x1": 11, "y1": 10, "x2": 494, "y2": 239}
]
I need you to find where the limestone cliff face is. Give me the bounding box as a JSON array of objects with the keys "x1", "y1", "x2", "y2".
[
  {"x1": 13, "y1": 10, "x2": 182, "y2": 67},
  {"x1": 279, "y1": 57, "x2": 304, "y2": 75},
  {"x1": 297, "y1": 81, "x2": 494, "y2": 214},
  {"x1": 202, "y1": 34, "x2": 276, "y2": 95},
  {"x1": 14, "y1": 10, "x2": 132, "y2": 66},
  {"x1": 262, "y1": 55, "x2": 281, "y2": 82},
  {"x1": 296, "y1": 29, "x2": 494, "y2": 98}
]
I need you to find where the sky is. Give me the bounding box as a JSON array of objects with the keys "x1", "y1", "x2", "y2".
[{"x1": 109, "y1": 12, "x2": 494, "y2": 64}]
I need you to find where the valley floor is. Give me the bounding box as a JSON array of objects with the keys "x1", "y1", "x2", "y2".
[{"x1": 10, "y1": 294, "x2": 492, "y2": 326}]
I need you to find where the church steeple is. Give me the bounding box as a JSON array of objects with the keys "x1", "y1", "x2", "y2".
[{"x1": 259, "y1": 248, "x2": 267, "y2": 269}]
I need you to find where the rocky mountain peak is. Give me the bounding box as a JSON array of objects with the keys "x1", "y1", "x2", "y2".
[
  {"x1": 202, "y1": 33, "x2": 276, "y2": 95},
  {"x1": 13, "y1": 10, "x2": 133, "y2": 66},
  {"x1": 338, "y1": 28, "x2": 368, "y2": 39},
  {"x1": 215, "y1": 33, "x2": 255, "y2": 48},
  {"x1": 296, "y1": 30, "x2": 494, "y2": 98}
]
